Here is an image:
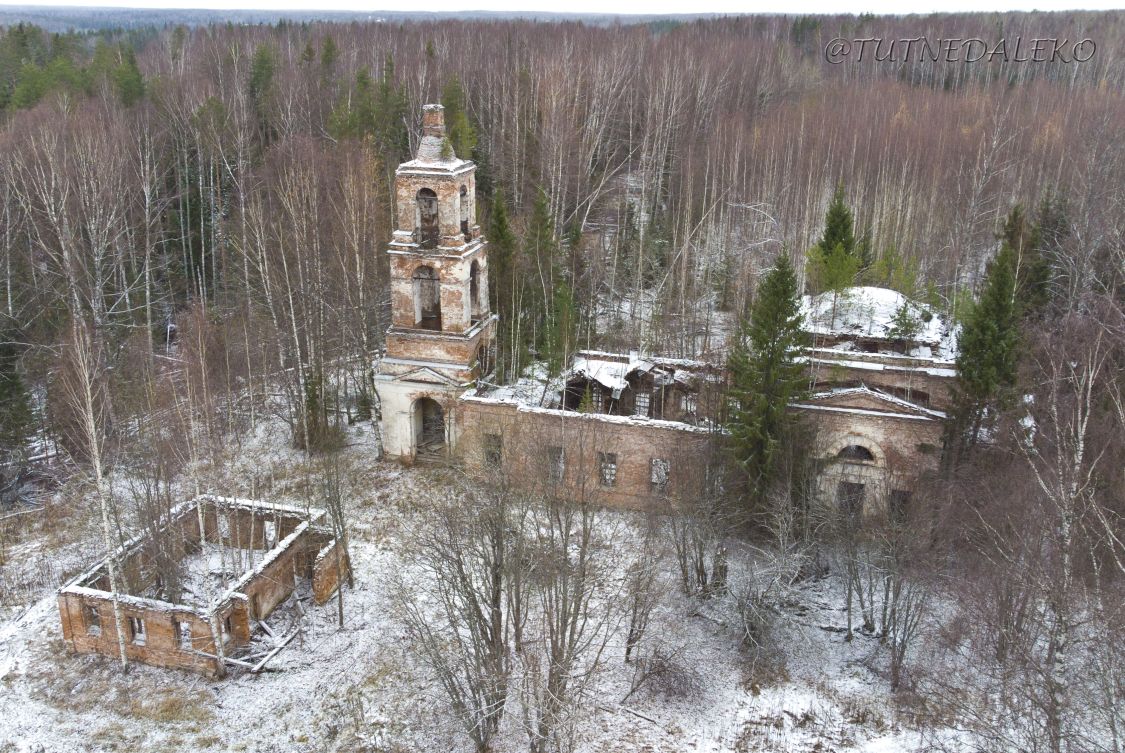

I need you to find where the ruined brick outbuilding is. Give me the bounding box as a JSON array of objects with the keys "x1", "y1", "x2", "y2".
[{"x1": 58, "y1": 496, "x2": 348, "y2": 676}]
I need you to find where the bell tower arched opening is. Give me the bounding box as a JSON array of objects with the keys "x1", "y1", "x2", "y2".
[
  {"x1": 413, "y1": 266, "x2": 441, "y2": 331},
  {"x1": 459, "y1": 185, "x2": 471, "y2": 241},
  {"x1": 469, "y1": 260, "x2": 481, "y2": 324},
  {"x1": 416, "y1": 188, "x2": 439, "y2": 249}
]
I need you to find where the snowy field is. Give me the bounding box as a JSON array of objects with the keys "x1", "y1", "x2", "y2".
[{"x1": 1, "y1": 420, "x2": 936, "y2": 753}]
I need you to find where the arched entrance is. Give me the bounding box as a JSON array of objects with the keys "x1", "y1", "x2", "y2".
[
  {"x1": 819, "y1": 437, "x2": 886, "y2": 519},
  {"x1": 413, "y1": 397, "x2": 445, "y2": 461}
]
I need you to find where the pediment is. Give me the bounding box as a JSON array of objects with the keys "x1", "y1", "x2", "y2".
[
  {"x1": 798, "y1": 388, "x2": 938, "y2": 418},
  {"x1": 397, "y1": 366, "x2": 461, "y2": 386}
]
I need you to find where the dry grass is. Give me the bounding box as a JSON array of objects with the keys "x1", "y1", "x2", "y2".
[{"x1": 129, "y1": 691, "x2": 214, "y2": 725}]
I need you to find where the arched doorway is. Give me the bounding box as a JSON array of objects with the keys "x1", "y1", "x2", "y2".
[
  {"x1": 413, "y1": 266, "x2": 441, "y2": 330},
  {"x1": 413, "y1": 397, "x2": 445, "y2": 460},
  {"x1": 416, "y1": 188, "x2": 439, "y2": 249},
  {"x1": 827, "y1": 441, "x2": 881, "y2": 519}
]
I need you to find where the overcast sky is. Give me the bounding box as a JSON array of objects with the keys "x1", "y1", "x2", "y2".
[{"x1": 0, "y1": 0, "x2": 1120, "y2": 15}]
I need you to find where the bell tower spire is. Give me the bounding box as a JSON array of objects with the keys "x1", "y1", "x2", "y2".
[{"x1": 375, "y1": 104, "x2": 497, "y2": 463}]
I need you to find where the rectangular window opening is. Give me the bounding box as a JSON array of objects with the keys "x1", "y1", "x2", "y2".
[
  {"x1": 889, "y1": 489, "x2": 912, "y2": 523},
  {"x1": 86, "y1": 604, "x2": 101, "y2": 635},
  {"x1": 836, "y1": 481, "x2": 866, "y2": 520},
  {"x1": 546, "y1": 446, "x2": 565, "y2": 483},
  {"x1": 634, "y1": 391, "x2": 651, "y2": 418},
  {"x1": 175, "y1": 620, "x2": 192, "y2": 650},
  {"x1": 650, "y1": 458, "x2": 670, "y2": 494},
  {"x1": 129, "y1": 616, "x2": 146, "y2": 646},
  {"x1": 598, "y1": 452, "x2": 618, "y2": 487},
  {"x1": 484, "y1": 433, "x2": 503, "y2": 467}
]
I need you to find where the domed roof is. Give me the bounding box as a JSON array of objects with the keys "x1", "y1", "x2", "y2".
[{"x1": 800, "y1": 286, "x2": 957, "y2": 358}]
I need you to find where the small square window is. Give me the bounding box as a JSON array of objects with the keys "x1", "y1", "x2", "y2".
[
  {"x1": 484, "y1": 434, "x2": 503, "y2": 467},
  {"x1": 86, "y1": 605, "x2": 102, "y2": 635},
  {"x1": 650, "y1": 458, "x2": 670, "y2": 494},
  {"x1": 598, "y1": 452, "x2": 618, "y2": 487},
  {"x1": 546, "y1": 446, "x2": 565, "y2": 483},
  {"x1": 634, "y1": 391, "x2": 651, "y2": 417},
  {"x1": 680, "y1": 392, "x2": 697, "y2": 414},
  {"x1": 128, "y1": 616, "x2": 146, "y2": 646}
]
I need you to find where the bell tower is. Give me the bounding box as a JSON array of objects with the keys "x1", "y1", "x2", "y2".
[{"x1": 375, "y1": 104, "x2": 497, "y2": 463}]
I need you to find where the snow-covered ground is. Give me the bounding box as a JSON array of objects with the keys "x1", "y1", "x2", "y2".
[{"x1": 1, "y1": 419, "x2": 937, "y2": 753}]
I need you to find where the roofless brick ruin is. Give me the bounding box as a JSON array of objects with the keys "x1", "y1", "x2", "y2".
[{"x1": 58, "y1": 496, "x2": 349, "y2": 677}]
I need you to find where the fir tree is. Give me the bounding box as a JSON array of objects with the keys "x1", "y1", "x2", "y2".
[
  {"x1": 806, "y1": 182, "x2": 864, "y2": 322},
  {"x1": 248, "y1": 44, "x2": 276, "y2": 146},
  {"x1": 1000, "y1": 204, "x2": 1051, "y2": 316},
  {"x1": 544, "y1": 276, "x2": 578, "y2": 376},
  {"x1": 441, "y1": 75, "x2": 477, "y2": 159},
  {"x1": 320, "y1": 36, "x2": 338, "y2": 71},
  {"x1": 372, "y1": 55, "x2": 408, "y2": 164},
  {"x1": 818, "y1": 183, "x2": 856, "y2": 262},
  {"x1": 526, "y1": 188, "x2": 561, "y2": 370},
  {"x1": 0, "y1": 332, "x2": 32, "y2": 463},
  {"x1": 887, "y1": 300, "x2": 922, "y2": 343},
  {"x1": 949, "y1": 242, "x2": 1020, "y2": 462},
  {"x1": 727, "y1": 254, "x2": 809, "y2": 504},
  {"x1": 113, "y1": 46, "x2": 143, "y2": 106},
  {"x1": 806, "y1": 241, "x2": 860, "y2": 326},
  {"x1": 487, "y1": 189, "x2": 519, "y2": 379}
]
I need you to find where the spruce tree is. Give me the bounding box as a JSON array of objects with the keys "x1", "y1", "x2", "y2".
[
  {"x1": 806, "y1": 242, "x2": 861, "y2": 325},
  {"x1": 1000, "y1": 204, "x2": 1051, "y2": 316},
  {"x1": 487, "y1": 189, "x2": 519, "y2": 379},
  {"x1": 0, "y1": 334, "x2": 32, "y2": 464},
  {"x1": 949, "y1": 242, "x2": 1020, "y2": 461},
  {"x1": 806, "y1": 182, "x2": 864, "y2": 321},
  {"x1": 727, "y1": 254, "x2": 808, "y2": 503},
  {"x1": 818, "y1": 183, "x2": 856, "y2": 261},
  {"x1": 526, "y1": 188, "x2": 561, "y2": 370},
  {"x1": 441, "y1": 75, "x2": 477, "y2": 160},
  {"x1": 107, "y1": 46, "x2": 143, "y2": 106}
]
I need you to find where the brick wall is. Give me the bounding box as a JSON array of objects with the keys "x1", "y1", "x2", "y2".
[
  {"x1": 456, "y1": 397, "x2": 715, "y2": 510},
  {"x1": 57, "y1": 590, "x2": 231, "y2": 676}
]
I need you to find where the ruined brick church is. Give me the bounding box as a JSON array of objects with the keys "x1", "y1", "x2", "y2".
[{"x1": 376, "y1": 105, "x2": 957, "y2": 516}]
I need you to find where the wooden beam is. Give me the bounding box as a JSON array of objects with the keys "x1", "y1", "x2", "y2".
[{"x1": 251, "y1": 629, "x2": 299, "y2": 673}]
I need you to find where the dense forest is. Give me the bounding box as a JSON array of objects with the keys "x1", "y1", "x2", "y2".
[
  {"x1": 1, "y1": 12, "x2": 1124, "y2": 753},
  {"x1": 1, "y1": 12, "x2": 1123, "y2": 445}
]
